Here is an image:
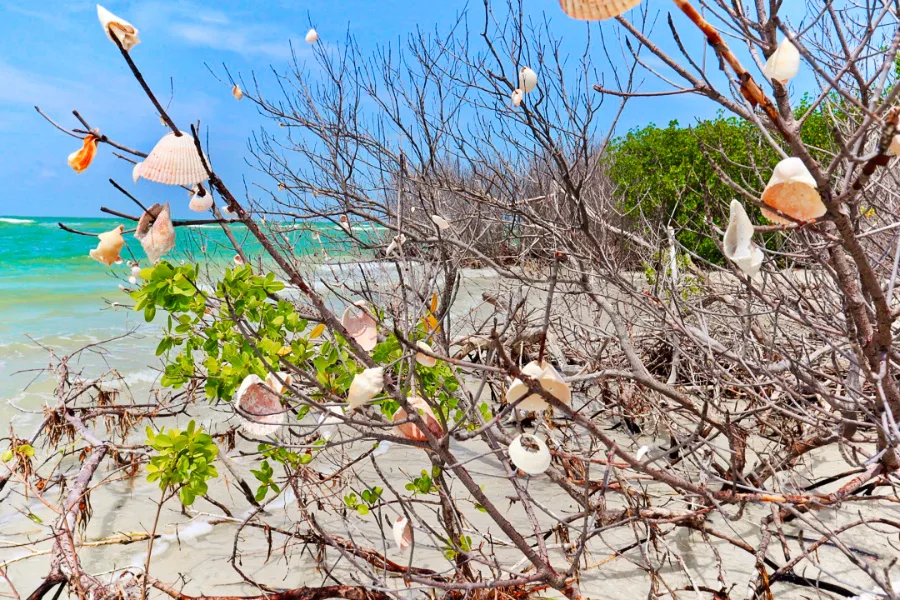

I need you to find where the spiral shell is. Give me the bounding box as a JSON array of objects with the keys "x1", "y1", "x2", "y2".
[
  {"x1": 505, "y1": 361, "x2": 571, "y2": 412},
  {"x1": 134, "y1": 132, "x2": 209, "y2": 186},
  {"x1": 68, "y1": 135, "x2": 98, "y2": 173},
  {"x1": 135, "y1": 203, "x2": 176, "y2": 263},
  {"x1": 558, "y1": 0, "x2": 641, "y2": 20},
  {"x1": 511, "y1": 88, "x2": 523, "y2": 107},
  {"x1": 431, "y1": 215, "x2": 450, "y2": 230},
  {"x1": 232, "y1": 84, "x2": 243, "y2": 100},
  {"x1": 347, "y1": 367, "x2": 384, "y2": 410}
]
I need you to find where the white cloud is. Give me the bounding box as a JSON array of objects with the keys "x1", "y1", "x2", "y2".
[{"x1": 170, "y1": 23, "x2": 292, "y2": 59}]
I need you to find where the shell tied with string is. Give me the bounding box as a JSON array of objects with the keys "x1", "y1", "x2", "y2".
[{"x1": 133, "y1": 133, "x2": 210, "y2": 187}]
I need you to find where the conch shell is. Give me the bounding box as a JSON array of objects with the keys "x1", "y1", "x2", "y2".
[
  {"x1": 505, "y1": 361, "x2": 571, "y2": 412},
  {"x1": 762, "y1": 38, "x2": 800, "y2": 84},
  {"x1": 518, "y1": 67, "x2": 537, "y2": 93},
  {"x1": 97, "y1": 5, "x2": 140, "y2": 51},
  {"x1": 68, "y1": 135, "x2": 98, "y2": 173},
  {"x1": 235, "y1": 372, "x2": 292, "y2": 437},
  {"x1": 135, "y1": 203, "x2": 176, "y2": 263},
  {"x1": 393, "y1": 516, "x2": 412, "y2": 553},
  {"x1": 347, "y1": 367, "x2": 383, "y2": 410},
  {"x1": 508, "y1": 434, "x2": 552, "y2": 475},
  {"x1": 392, "y1": 396, "x2": 443, "y2": 442},
  {"x1": 89, "y1": 225, "x2": 125, "y2": 266},
  {"x1": 760, "y1": 158, "x2": 825, "y2": 224},
  {"x1": 341, "y1": 302, "x2": 378, "y2": 351},
  {"x1": 558, "y1": 0, "x2": 640, "y2": 20},
  {"x1": 189, "y1": 189, "x2": 213, "y2": 212},
  {"x1": 133, "y1": 132, "x2": 209, "y2": 187},
  {"x1": 723, "y1": 200, "x2": 764, "y2": 278}
]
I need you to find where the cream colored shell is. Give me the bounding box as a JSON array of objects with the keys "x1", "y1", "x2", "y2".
[
  {"x1": 393, "y1": 516, "x2": 412, "y2": 552},
  {"x1": 134, "y1": 133, "x2": 209, "y2": 187},
  {"x1": 558, "y1": 0, "x2": 640, "y2": 21},
  {"x1": 135, "y1": 203, "x2": 176, "y2": 263},
  {"x1": 347, "y1": 367, "x2": 383, "y2": 410},
  {"x1": 723, "y1": 200, "x2": 764, "y2": 278},
  {"x1": 518, "y1": 67, "x2": 537, "y2": 93},
  {"x1": 89, "y1": 225, "x2": 125, "y2": 266},
  {"x1": 189, "y1": 191, "x2": 214, "y2": 212},
  {"x1": 505, "y1": 361, "x2": 571, "y2": 412},
  {"x1": 762, "y1": 38, "x2": 800, "y2": 84},
  {"x1": 97, "y1": 5, "x2": 140, "y2": 51},
  {"x1": 508, "y1": 434, "x2": 552, "y2": 475}
]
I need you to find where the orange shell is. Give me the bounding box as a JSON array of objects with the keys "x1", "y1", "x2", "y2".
[
  {"x1": 392, "y1": 397, "x2": 443, "y2": 442},
  {"x1": 558, "y1": 0, "x2": 641, "y2": 20},
  {"x1": 760, "y1": 158, "x2": 826, "y2": 224},
  {"x1": 68, "y1": 135, "x2": 98, "y2": 174}
]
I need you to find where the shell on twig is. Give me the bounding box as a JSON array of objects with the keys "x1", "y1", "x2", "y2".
[
  {"x1": 393, "y1": 516, "x2": 412, "y2": 552},
  {"x1": 232, "y1": 85, "x2": 243, "y2": 100},
  {"x1": 135, "y1": 203, "x2": 176, "y2": 263},
  {"x1": 385, "y1": 234, "x2": 406, "y2": 257},
  {"x1": 133, "y1": 132, "x2": 209, "y2": 187},
  {"x1": 305, "y1": 28, "x2": 318, "y2": 43},
  {"x1": 760, "y1": 158, "x2": 825, "y2": 224},
  {"x1": 347, "y1": 367, "x2": 384, "y2": 410},
  {"x1": 341, "y1": 302, "x2": 378, "y2": 351},
  {"x1": 723, "y1": 200, "x2": 764, "y2": 278},
  {"x1": 511, "y1": 88, "x2": 523, "y2": 107},
  {"x1": 189, "y1": 189, "x2": 214, "y2": 212},
  {"x1": 762, "y1": 38, "x2": 800, "y2": 84},
  {"x1": 89, "y1": 225, "x2": 125, "y2": 266},
  {"x1": 415, "y1": 342, "x2": 437, "y2": 367},
  {"x1": 68, "y1": 135, "x2": 98, "y2": 173},
  {"x1": 558, "y1": 0, "x2": 640, "y2": 20},
  {"x1": 505, "y1": 360, "x2": 571, "y2": 412},
  {"x1": 508, "y1": 434, "x2": 552, "y2": 475},
  {"x1": 518, "y1": 67, "x2": 537, "y2": 93},
  {"x1": 431, "y1": 215, "x2": 450, "y2": 230},
  {"x1": 392, "y1": 396, "x2": 443, "y2": 442},
  {"x1": 97, "y1": 4, "x2": 140, "y2": 51},
  {"x1": 235, "y1": 372, "x2": 292, "y2": 437}
]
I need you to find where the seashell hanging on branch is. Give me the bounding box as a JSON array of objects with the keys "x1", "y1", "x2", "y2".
[
  {"x1": 392, "y1": 396, "x2": 443, "y2": 442},
  {"x1": 760, "y1": 158, "x2": 825, "y2": 224},
  {"x1": 133, "y1": 132, "x2": 209, "y2": 187},
  {"x1": 558, "y1": 0, "x2": 640, "y2": 21},
  {"x1": 189, "y1": 189, "x2": 213, "y2": 212},
  {"x1": 505, "y1": 361, "x2": 571, "y2": 412},
  {"x1": 508, "y1": 433, "x2": 552, "y2": 475},
  {"x1": 68, "y1": 134, "x2": 98, "y2": 173},
  {"x1": 232, "y1": 85, "x2": 243, "y2": 100},
  {"x1": 341, "y1": 302, "x2": 377, "y2": 351},
  {"x1": 235, "y1": 372, "x2": 291, "y2": 437},
  {"x1": 135, "y1": 203, "x2": 176, "y2": 263},
  {"x1": 97, "y1": 5, "x2": 140, "y2": 51},
  {"x1": 347, "y1": 367, "x2": 383, "y2": 410},
  {"x1": 723, "y1": 200, "x2": 764, "y2": 278},
  {"x1": 89, "y1": 225, "x2": 125, "y2": 266},
  {"x1": 393, "y1": 516, "x2": 412, "y2": 553},
  {"x1": 511, "y1": 88, "x2": 523, "y2": 107},
  {"x1": 415, "y1": 342, "x2": 437, "y2": 367},
  {"x1": 305, "y1": 29, "x2": 318, "y2": 43},
  {"x1": 762, "y1": 38, "x2": 800, "y2": 84},
  {"x1": 431, "y1": 215, "x2": 450, "y2": 230},
  {"x1": 518, "y1": 67, "x2": 537, "y2": 93}
]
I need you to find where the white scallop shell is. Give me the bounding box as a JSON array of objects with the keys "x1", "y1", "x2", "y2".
[
  {"x1": 558, "y1": 0, "x2": 641, "y2": 20},
  {"x1": 505, "y1": 361, "x2": 571, "y2": 411},
  {"x1": 762, "y1": 38, "x2": 800, "y2": 84},
  {"x1": 519, "y1": 67, "x2": 537, "y2": 93},
  {"x1": 135, "y1": 203, "x2": 176, "y2": 263},
  {"x1": 415, "y1": 342, "x2": 437, "y2": 367},
  {"x1": 431, "y1": 215, "x2": 450, "y2": 230},
  {"x1": 508, "y1": 434, "x2": 551, "y2": 475},
  {"x1": 723, "y1": 200, "x2": 764, "y2": 278},
  {"x1": 393, "y1": 516, "x2": 412, "y2": 552},
  {"x1": 189, "y1": 191, "x2": 214, "y2": 212},
  {"x1": 341, "y1": 302, "x2": 377, "y2": 351},
  {"x1": 347, "y1": 367, "x2": 383, "y2": 410},
  {"x1": 511, "y1": 88, "x2": 523, "y2": 107},
  {"x1": 89, "y1": 225, "x2": 125, "y2": 266},
  {"x1": 97, "y1": 4, "x2": 140, "y2": 51},
  {"x1": 305, "y1": 28, "x2": 319, "y2": 43},
  {"x1": 761, "y1": 158, "x2": 825, "y2": 224},
  {"x1": 235, "y1": 374, "x2": 285, "y2": 437},
  {"x1": 135, "y1": 132, "x2": 209, "y2": 187}
]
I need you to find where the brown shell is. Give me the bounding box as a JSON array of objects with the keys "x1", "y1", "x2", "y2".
[
  {"x1": 392, "y1": 397, "x2": 443, "y2": 442},
  {"x1": 761, "y1": 183, "x2": 826, "y2": 224},
  {"x1": 558, "y1": 0, "x2": 641, "y2": 20}
]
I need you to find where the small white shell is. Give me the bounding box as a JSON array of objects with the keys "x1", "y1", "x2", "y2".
[
  {"x1": 505, "y1": 361, "x2": 571, "y2": 412},
  {"x1": 135, "y1": 132, "x2": 209, "y2": 187},
  {"x1": 385, "y1": 234, "x2": 406, "y2": 256},
  {"x1": 393, "y1": 516, "x2": 412, "y2": 552},
  {"x1": 232, "y1": 84, "x2": 243, "y2": 100},
  {"x1": 339, "y1": 215, "x2": 351, "y2": 233},
  {"x1": 508, "y1": 434, "x2": 552, "y2": 475},
  {"x1": 635, "y1": 445, "x2": 650, "y2": 461},
  {"x1": 415, "y1": 342, "x2": 437, "y2": 368},
  {"x1": 132, "y1": 162, "x2": 143, "y2": 183},
  {"x1": 222, "y1": 204, "x2": 237, "y2": 216},
  {"x1": 761, "y1": 157, "x2": 825, "y2": 224},
  {"x1": 431, "y1": 215, "x2": 450, "y2": 230},
  {"x1": 131, "y1": 265, "x2": 142, "y2": 278},
  {"x1": 519, "y1": 67, "x2": 537, "y2": 93},
  {"x1": 762, "y1": 38, "x2": 800, "y2": 84},
  {"x1": 341, "y1": 302, "x2": 377, "y2": 351},
  {"x1": 97, "y1": 4, "x2": 140, "y2": 51},
  {"x1": 235, "y1": 374, "x2": 286, "y2": 437},
  {"x1": 305, "y1": 28, "x2": 318, "y2": 43},
  {"x1": 558, "y1": 0, "x2": 641, "y2": 20},
  {"x1": 135, "y1": 203, "x2": 176, "y2": 263},
  {"x1": 511, "y1": 88, "x2": 523, "y2": 107},
  {"x1": 723, "y1": 200, "x2": 764, "y2": 278},
  {"x1": 89, "y1": 225, "x2": 125, "y2": 266},
  {"x1": 347, "y1": 367, "x2": 384, "y2": 410},
  {"x1": 128, "y1": 276, "x2": 138, "y2": 285},
  {"x1": 189, "y1": 191, "x2": 214, "y2": 212}
]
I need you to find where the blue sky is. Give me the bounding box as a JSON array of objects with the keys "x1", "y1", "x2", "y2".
[{"x1": 0, "y1": 1, "x2": 806, "y2": 218}]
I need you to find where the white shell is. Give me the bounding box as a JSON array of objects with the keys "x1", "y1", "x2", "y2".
[
  {"x1": 341, "y1": 302, "x2": 377, "y2": 351},
  {"x1": 347, "y1": 367, "x2": 384, "y2": 410},
  {"x1": 762, "y1": 38, "x2": 800, "y2": 84},
  {"x1": 761, "y1": 157, "x2": 825, "y2": 224},
  {"x1": 511, "y1": 88, "x2": 523, "y2": 107},
  {"x1": 132, "y1": 162, "x2": 143, "y2": 183},
  {"x1": 128, "y1": 276, "x2": 138, "y2": 285},
  {"x1": 235, "y1": 374, "x2": 286, "y2": 437},
  {"x1": 635, "y1": 445, "x2": 650, "y2": 461},
  {"x1": 393, "y1": 516, "x2": 412, "y2": 553},
  {"x1": 135, "y1": 132, "x2": 209, "y2": 187},
  {"x1": 558, "y1": 0, "x2": 641, "y2": 20},
  {"x1": 305, "y1": 28, "x2": 318, "y2": 43},
  {"x1": 431, "y1": 215, "x2": 450, "y2": 230},
  {"x1": 131, "y1": 265, "x2": 142, "y2": 278},
  {"x1": 505, "y1": 361, "x2": 571, "y2": 412},
  {"x1": 97, "y1": 5, "x2": 140, "y2": 51},
  {"x1": 135, "y1": 203, "x2": 176, "y2": 263},
  {"x1": 222, "y1": 204, "x2": 236, "y2": 216},
  {"x1": 189, "y1": 191, "x2": 214, "y2": 212},
  {"x1": 519, "y1": 67, "x2": 537, "y2": 93},
  {"x1": 89, "y1": 225, "x2": 125, "y2": 266},
  {"x1": 232, "y1": 84, "x2": 243, "y2": 100},
  {"x1": 385, "y1": 234, "x2": 405, "y2": 256},
  {"x1": 339, "y1": 215, "x2": 351, "y2": 233},
  {"x1": 723, "y1": 200, "x2": 764, "y2": 278},
  {"x1": 234, "y1": 254, "x2": 244, "y2": 266},
  {"x1": 415, "y1": 342, "x2": 437, "y2": 367},
  {"x1": 508, "y1": 434, "x2": 551, "y2": 475}
]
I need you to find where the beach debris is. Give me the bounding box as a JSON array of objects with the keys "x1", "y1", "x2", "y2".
[
  {"x1": 318, "y1": 405, "x2": 343, "y2": 441},
  {"x1": 511, "y1": 88, "x2": 523, "y2": 107},
  {"x1": 305, "y1": 28, "x2": 318, "y2": 43},
  {"x1": 762, "y1": 37, "x2": 800, "y2": 84},
  {"x1": 339, "y1": 214, "x2": 351, "y2": 233},
  {"x1": 97, "y1": 4, "x2": 140, "y2": 51},
  {"x1": 431, "y1": 215, "x2": 450, "y2": 230},
  {"x1": 347, "y1": 367, "x2": 384, "y2": 410},
  {"x1": 385, "y1": 234, "x2": 406, "y2": 257},
  {"x1": 518, "y1": 67, "x2": 537, "y2": 93},
  {"x1": 635, "y1": 445, "x2": 650, "y2": 461},
  {"x1": 723, "y1": 200, "x2": 764, "y2": 278},
  {"x1": 558, "y1": 0, "x2": 640, "y2": 20},
  {"x1": 232, "y1": 84, "x2": 243, "y2": 100},
  {"x1": 393, "y1": 516, "x2": 412, "y2": 553},
  {"x1": 235, "y1": 372, "x2": 291, "y2": 437},
  {"x1": 415, "y1": 342, "x2": 437, "y2": 367},
  {"x1": 68, "y1": 134, "x2": 98, "y2": 174},
  {"x1": 341, "y1": 302, "x2": 377, "y2": 351},
  {"x1": 188, "y1": 188, "x2": 213, "y2": 212},
  {"x1": 133, "y1": 132, "x2": 209, "y2": 187},
  {"x1": 89, "y1": 225, "x2": 125, "y2": 266},
  {"x1": 508, "y1": 433, "x2": 552, "y2": 475},
  {"x1": 761, "y1": 157, "x2": 825, "y2": 224},
  {"x1": 505, "y1": 361, "x2": 571, "y2": 412},
  {"x1": 392, "y1": 396, "x2": 443, "y2": 442},
  {"x1": 135, "y1": 203, "x2": 176, "y2": 263}
]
